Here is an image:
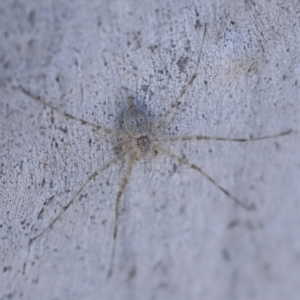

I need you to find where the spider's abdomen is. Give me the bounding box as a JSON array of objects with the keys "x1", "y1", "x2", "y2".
[{"x1": 124, "y1": 107, "x2": 149, "y2": 137}]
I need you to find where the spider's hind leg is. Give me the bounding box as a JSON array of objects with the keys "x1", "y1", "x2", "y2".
[
  {"x1": 155, "y1": 145, "x2": 254, "y2": 211},
  {"x1": 155, "y1": 130, "x2": 293, "y2": 143},
  {"x1": 107, "y1": 150, "x2": 137, "y2": 279}
]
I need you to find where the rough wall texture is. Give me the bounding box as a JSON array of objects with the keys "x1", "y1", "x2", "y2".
[{"x1": 0, "y1": 1, "x2": 299, "y2": 300}]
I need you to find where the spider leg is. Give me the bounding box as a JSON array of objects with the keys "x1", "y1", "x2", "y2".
[
  {"x1": 155, "y1": 145, "x2": 254, "y2": 211},
  {"x1": 107, "y1": 150, "x2": 137, "y2": 279},
  {"x1": 102, "y1": 137, "x2": 131, "y2": 153},
  {"x1": 152, "y1": 24, "x2": 207, "y2": 133},
  {"x1": 29, "y1": 147, "x2": 132, "y2": 246},
  {"x1": 155, "y1": 130, "x2": 292, "y2": 142},
  {"x1": 19, "y1": 85, "x2": 124, "y2": 136},
  {"x1": 112, "y1": 138, "x2": 132, "y2": 148}
]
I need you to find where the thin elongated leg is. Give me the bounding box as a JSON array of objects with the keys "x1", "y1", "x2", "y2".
[
  {"x1": 112, "y1": 139, "x2": 131, "y2": 148},
  {"x1": 155, "y1": 145, "x2": 254, "y2": 211},
  {"x1": 29, "y1": 147, "x2": 132, "y2": 245},
  {"x1": 108, "y1": 150, "x2": 137, "y2": 279},
  {"x1": 19, "y1": 86, "x2": 124, "y2": 135},
  {"x1": 152, "y1": 24, "x2": 207, "y2": 133},
  {"x1": 155, "y1": 129, "x2": 292, "y2": 143},
  {"x1": 103, "y1": 137, "x2": 131, "y2": 153}
]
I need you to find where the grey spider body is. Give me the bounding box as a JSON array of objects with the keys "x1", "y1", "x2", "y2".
[{"x1": 124, "y1": 104, "x2": 153, "y2": 156}]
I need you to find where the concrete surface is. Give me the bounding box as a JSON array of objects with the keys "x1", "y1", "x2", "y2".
[{"x1": 0, "y1": 1, "x2": 299, "y2": 300}]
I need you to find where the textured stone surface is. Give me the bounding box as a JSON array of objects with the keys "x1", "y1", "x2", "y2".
[{"x1": 1, "y1": 1, "x2": 299, "y2": 299}]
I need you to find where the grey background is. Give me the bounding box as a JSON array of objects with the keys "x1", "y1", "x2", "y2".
[{"x1": 0, "y1": 1, "x2": 299, "y2": 300}]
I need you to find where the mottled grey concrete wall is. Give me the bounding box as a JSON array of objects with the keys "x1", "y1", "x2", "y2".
[{"x1": 1, "y1": 1, "x2": 299, "y2": 299}]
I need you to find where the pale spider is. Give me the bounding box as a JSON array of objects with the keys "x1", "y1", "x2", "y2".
[{"x1": 19, "y1": 24, "x2": 291, "y2": 277}]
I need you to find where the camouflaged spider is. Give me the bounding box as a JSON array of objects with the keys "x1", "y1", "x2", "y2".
[{"x1": 19, "y1": 24, "x2": 291, "y2": 277}]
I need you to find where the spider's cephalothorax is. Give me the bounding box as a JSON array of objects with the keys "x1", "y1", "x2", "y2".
[{"x1": 124, "y1": 105, "x2": 152, "y2": 156}]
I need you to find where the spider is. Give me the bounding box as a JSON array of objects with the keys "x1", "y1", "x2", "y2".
[{"x1": 19, "y1": 24, "x2": 291, "y2": 277}]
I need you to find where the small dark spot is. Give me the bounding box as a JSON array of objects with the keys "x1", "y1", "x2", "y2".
[
  {"x1": 262, "y1": 262, "x2": 270, "y2": 271},
  {"x1": 172, "y1": 163, "x2": 177, "y2": 173},
  {"x1": 20, "y1": 219, "x2": 26, "y2": 225},
  {"x1": 4, "y1": 60, "x2": 10, "y2": 69},
  {"x1": 195, "y1": 19, "x2": 201, "y2": 29},
  {"x1": 78, "y1": 193, "x2": 87, "y2": 202},
  {"x1": 97, "y1": 16, "x2": 101, "y2": 27},
  {"x1": 27, "y1": 39, "x2": 35, "y2": 49},
  {"x1": 282, "y1": 74, "x2": 286, "y2": 80},
  {"x1": 44, "y1": 195, "x2": 54, "y2": 205},
  {"x1": 58, "y1": 126, "x2": 68, "y2": 134},
  {"x1": 248, "y1": 203, "x2": 256, "y2": 211},
  {"x1": 230, "y1": 21, "x2": 235, "y2": 25},
  {"x1": 176, "y1": 56, "x2": 189, "y2": 73},
  {"x1": 222, "y1": 248, "x2": 230, "y2": 261},
  {"x1": 148, "y1": 44, "x2": 158, "y2": 52},
  {"x1": 3, "y1": 266, "x2": 12, "y2": 272},
  {"x1": 37, "y1": 208, "x2": 44, "y2": 219},
  {"x1": 179, "y1": 205, "x2": 185, "y2": 214},
  {"x1": 22, "y1": 262, "x2": 27, "y2": 274},
  {"x1": 56, "y1": 75, "x2": 60, "y2": 83},
  {"x1": 141, "y1": 84, "x2": 149, "y2": 93},
  {"x1": 32, "y1": 278, "x2": 39, "y2": 284},
  {"x1": 28, "y1": 10, "x2": 35, "y2": 27},
  {"x1": 208, "y1": 149, "x2": 212, "y2": 153},
  {"x1": 128, "y1": 266, "x2": 137, "y2": 279},
  {"x1": 41, "y1": 178, "x2": 45, "y2": 187},
  {"x1": 228, "y1": 220, "x2": 239, "y2": 228},
  {"x1": 204, "y1": 80, "x2": 207, "y2": 85}
]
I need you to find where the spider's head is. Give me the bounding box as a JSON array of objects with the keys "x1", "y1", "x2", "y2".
[{"x1": 124, "y1": 106, "x2": 149, "y2": 137}]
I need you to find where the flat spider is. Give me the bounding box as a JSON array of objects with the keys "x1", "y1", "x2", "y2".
[{"x1": 19, "y1": 24, "x2": 291, "y2": 277}]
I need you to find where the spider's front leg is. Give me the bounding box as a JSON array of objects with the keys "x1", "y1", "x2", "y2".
[{"x1": 152, "y1": 24, "x2": 207, "y2": 134}]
